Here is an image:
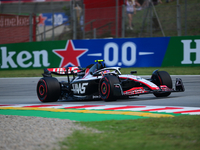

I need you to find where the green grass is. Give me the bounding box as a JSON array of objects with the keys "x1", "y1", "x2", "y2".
[
  {"x1": 120, "y1": 66, "x2": 200, "y2": 75},
  {"x1": 0, "y1": 69, "x2": 44, "y2": 78},
  {"x1": 61, "y1": 115, "x2": 200, "y2": 150},
  {"x1": 0, "y1": 66, "x2": 199, "y2": 77}
]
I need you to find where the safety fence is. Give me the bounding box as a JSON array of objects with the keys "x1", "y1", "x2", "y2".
[
  {"x1": 0, "y1": 14, "x2": 36, "y2": 44},
  {"x1": 0, "y1": 0, "x2": 200, "y2": 44}
]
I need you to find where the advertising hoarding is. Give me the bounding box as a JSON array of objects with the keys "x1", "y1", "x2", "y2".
[{"x1": 0, "y1": 36, "x2": 200, "y2": 70}]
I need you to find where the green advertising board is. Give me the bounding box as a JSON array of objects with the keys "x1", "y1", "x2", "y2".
[
  {"x1": 0, "y1": 41, "x2": 66, "y2": 70},
  {"x1": 162, "y1": 36, "x2": 200, "y2": 67}
]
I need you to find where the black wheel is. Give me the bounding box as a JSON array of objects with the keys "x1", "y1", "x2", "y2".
[
  {"x1": 37, "y1": 77, "x2": 60, "y2": 102},
  {"x1": 152, "y1": 71, "x2": 172, "y2": 97},
  {"x1": 99, "y1": 75, "x2": 120, "y2": 101}
]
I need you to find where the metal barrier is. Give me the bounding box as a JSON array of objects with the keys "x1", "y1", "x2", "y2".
[{"x1": 0, "y1": 0, "x2": 200, "y2": 44}]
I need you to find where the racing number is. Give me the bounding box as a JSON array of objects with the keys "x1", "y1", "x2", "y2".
[
  {"x1": 72, "y1": 83, "x2": 88, "y2": 94},
  {"x1": 104, "y1": 42, "x2": 136, "y2": 66}
]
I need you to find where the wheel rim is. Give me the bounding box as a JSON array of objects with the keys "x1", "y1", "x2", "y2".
[
  {"x1": 101, "y1": 82, "x2": 107, "y2": 95},
  {"x1": 100, "y1": 80, "x2": 110, "y2": 100},
  {"x1": 39, "y1": 85, "x2": 45, "y2": 96}
]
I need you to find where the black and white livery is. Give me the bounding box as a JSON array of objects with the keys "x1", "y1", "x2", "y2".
[{"x1": 36, "y1": 60, "x2": 185, "y2": 102}]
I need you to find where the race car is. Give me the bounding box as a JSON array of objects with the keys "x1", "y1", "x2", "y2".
[{"x1": 36, "y1": 60, "x2": 185, "y2": 102}]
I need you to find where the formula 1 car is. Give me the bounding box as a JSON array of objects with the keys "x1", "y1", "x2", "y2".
[{"x1": 36, "y1": 60, "x2": 185, "y2": 102}]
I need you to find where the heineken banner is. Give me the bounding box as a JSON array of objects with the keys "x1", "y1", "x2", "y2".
[{"x1": 0, "y1": 36, "x2": 200, "y2": 70}]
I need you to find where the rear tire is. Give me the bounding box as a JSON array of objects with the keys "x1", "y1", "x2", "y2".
[
  {"x1": 99, "y1": 75, "x2": 119, "y2": 101},
  {"x1": 37, "y1": 77, "x2": 60, "y2": 102},
  {"x1": 152, "y1": 71, "x2": 172, "y2": 97}
]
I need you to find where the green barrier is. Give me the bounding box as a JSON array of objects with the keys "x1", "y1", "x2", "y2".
[
  {"x1": 162, "y1": 36, "x2": 200, "y2": 67},
  {"x1": 0, "y1": 41, "x2": 65, "y2": 70}
]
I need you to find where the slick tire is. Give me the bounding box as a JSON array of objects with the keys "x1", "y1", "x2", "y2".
[
  {"x1": 37, "y1": 77, "x2": 60, "y2": 102},
  {"x1": 99, "y1": 75, "x2": 119, "y2": 101},
  {"x1": 152, "y1": 71, "x2": 172, "y2": 97}
]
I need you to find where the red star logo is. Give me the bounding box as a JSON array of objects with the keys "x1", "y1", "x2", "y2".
[
  {"x1": 38, "y1": 14, "x2": 47, "y2": 26},
  {"x1": 53, "y1": 40, "x2": 88, "y2": 68}
]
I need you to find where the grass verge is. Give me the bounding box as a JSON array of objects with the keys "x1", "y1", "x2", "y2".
[
  {"x1": 120, "y1": 66, "x2": 200, "y2": 75},
  {"x1": 0, "y1": 66, "x2": 199, "y2": 77},
  {"x1": 61, "y1": 115, "x2": 200, "y2": 150}
]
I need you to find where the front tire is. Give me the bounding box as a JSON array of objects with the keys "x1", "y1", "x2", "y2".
[
  {"x1": 99, "y1": 75, "x2": 120, "y2": 101},
  {"x1": 151, "y1": 71, "x2": 172, "y2": 97},
  {"x1": 37, "y1": 77, "x2": 60, "y2": 102}
]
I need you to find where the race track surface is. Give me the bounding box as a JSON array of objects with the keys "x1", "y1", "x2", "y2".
[{"x1": 0, "y1": 75, "x2": 199, "y2": 107}]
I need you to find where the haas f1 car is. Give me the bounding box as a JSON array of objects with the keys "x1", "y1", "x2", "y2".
[{"x1": 37, "y1": 60, "x2": 185, "y2": 102}]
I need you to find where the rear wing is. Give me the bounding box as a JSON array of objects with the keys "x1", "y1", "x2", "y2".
[{"x1": 43, "y1": 66, "x2": 83, "y2": 77}]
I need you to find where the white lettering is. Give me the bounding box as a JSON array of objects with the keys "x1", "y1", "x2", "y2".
[
  {"x1": 0, "y1": 47, "x2": 17, "y2": 68},
  {"x1": 33, "y1": 50, "x2": 50, "y2": 67},
  {"x1": 52, "y1": 68, "x2": 65, "y2": 74},
  {"x1": 72, "y1": 83, "x2": 88, "y2": 94},
  {"x1": 0, "y1": 47, "x2": 50, "y2": 69},
  {"x1": 80, "y1": 83, "x2": 88, "y2": 94},
  {"x1": 17, "y1": 51, "x2": 32, "y2": 68},
  {"x1": 181, "y1": 39, "x2": 200, "y2": 64}
]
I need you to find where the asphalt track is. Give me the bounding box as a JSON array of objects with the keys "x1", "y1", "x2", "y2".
[{"x1": 0, "y1": 75, "x2": 199, "y2": 107}]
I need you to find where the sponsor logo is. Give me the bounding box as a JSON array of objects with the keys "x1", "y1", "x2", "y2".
[
  {"x1": 38, "y1": 13, "x2": 68, "y2": 26},
  {"x1": 72, "y1": 83, "x2": 88, "y2": 94},
  {"x1": 124, "y1": 87, "x2": 146, "y2": 95},
  {"x1": 92, "y1": 95, "x2": 100, "y2": 99},
  {"x1": 0, "y1": 47, "x2": 50, "y2": 69},
  {"x1": 181, "y1": 39, "x2": 200, "y2": 64},
  {"x1": 47, "y1": 67, "x2": 80, "y2": 74},
  {"x1": 87, "y1": 41, "x2": 155, "y2": 67},
  {"x1": 103, "y1": 42, "x2": 154, "y2": 66},
  {"x1": 0, "y1": 15, "x2": 29, "y2": 27},
  {"x1": 53, "y1": 40, "x2": 88, "y2": 68},
  {"x1": 38, "y1": 14, "x2": 47, "y2": 26}
]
